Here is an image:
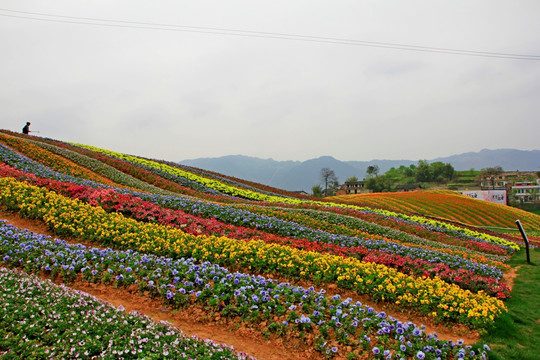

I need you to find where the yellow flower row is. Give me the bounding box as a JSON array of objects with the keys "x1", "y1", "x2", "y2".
[
  {"x1": 0, "y1": 177, "x2": 507, "y2": 328},
  {"x1": 72, "y1": 143, "x2": 293, "y2": 203}
]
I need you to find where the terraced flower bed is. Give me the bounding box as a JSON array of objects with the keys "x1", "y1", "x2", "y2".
[
  {"x1": 0, "y1": 164, "x2": 510, "y2": 299},
  {"x1": 0, "y1": 222, "x2": 492, "y2": 359},
  {"x1": 0, "y1": 178, "x2": 507, "y2": 330},
  {"x1": 2, "y1": 130, "x2": 538, "y2": 359}
]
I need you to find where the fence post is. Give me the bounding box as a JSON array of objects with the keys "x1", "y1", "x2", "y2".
[{"x1": 515, "y1": 220, "x2": 531, "y2": 264}]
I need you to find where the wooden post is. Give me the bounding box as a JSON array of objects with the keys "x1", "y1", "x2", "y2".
[{"x1": 515, "y1": 220, "x2": 531, "y2": 264}]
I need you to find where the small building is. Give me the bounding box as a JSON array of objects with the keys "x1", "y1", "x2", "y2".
[
  {"x1": 479, "y1": 174, "x2": 507, "y2": 189},
  {"x1": 511, "y1": 181, "x2": 540, "y2": 203},
  {"x1": 395, "y1": 184, "x2": 421, "y2": 192},
  {"x1": 344, "y1": 180, "x2": 367, "y2": 194},
  {"x1": 480, "y1": 171, "x2": 538, "y2": 190}
]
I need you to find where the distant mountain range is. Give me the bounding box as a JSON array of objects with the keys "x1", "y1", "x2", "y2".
[{"x1": 180, "y1": 149, "x2": 540, "y2": 192}]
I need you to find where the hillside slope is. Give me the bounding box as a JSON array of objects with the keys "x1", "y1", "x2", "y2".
[{"x1": 0, "y1": 129, "x2": 532, "y2": 359}]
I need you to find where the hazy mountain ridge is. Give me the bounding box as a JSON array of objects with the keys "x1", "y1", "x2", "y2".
[{"x1": 180, "y1": 149, "x2": 540, "y2": 191}]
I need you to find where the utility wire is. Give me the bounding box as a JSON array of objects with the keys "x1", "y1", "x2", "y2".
[{"x1": 1, "y1": 8, "x2": 540, "y2": 60}]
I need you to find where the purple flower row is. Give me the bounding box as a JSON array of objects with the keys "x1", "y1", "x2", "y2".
[{"x1": 0, "y1": 265, "x2": 255, "y2": 359}]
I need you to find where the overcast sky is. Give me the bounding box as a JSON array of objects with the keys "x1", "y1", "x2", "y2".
[{"x1": 2, "y1": 1, "x2": 540, "y2": 162}]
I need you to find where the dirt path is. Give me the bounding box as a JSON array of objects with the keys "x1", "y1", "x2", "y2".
[
  {"x1": 1, "y1": 208, "x2": 495, "y2": 358},
  {"x1": 67, "y1": 281, "x2": 311, "y2": 360}
]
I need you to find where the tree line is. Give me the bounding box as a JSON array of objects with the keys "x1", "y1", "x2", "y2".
[{"x1": 311, "y1": 161, "x2": 456, "y2": 196}]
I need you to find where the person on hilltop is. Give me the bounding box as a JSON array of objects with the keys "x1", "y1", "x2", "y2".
[{"x1": 22, "y1": 122, "x2": 31, "y2": 135}]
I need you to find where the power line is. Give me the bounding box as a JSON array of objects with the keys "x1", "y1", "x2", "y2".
[{"x1": 1, "y1": 8, "x2": 540, "y2": 60}]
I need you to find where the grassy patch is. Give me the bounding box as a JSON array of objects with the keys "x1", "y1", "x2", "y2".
[{"x1": 478, "y1": 248, "x2": 540, "y2": 360}]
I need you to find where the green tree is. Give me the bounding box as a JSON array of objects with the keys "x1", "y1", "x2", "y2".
[
  {"x1": 431, "y1": 162, "x2": 446, "y2": 182},
  {"x1": 327, "y1": 179, "x2": 340, "y2": 196},
  {"x1": 366, "y1": 165, "x2": 380, "y2": 177},
  {"x1": 428, "y1": 162, "x2": 454, "y2": 183},
  {"x1": 311, "y1": 184, "x2": 324, "y2": 198},
  {"x1": 365, "y1": 176, "x2": 392, "y2": 192},
  {"x1": 384, "y1": 167, "x2": 400, "y2": 183},
  {"x1": 415, "y1": 160, "x2": 432, "y2": 182},
  {"x1": 443, "y1": 163, "x2": 455, "y2": 181},
  {"x1": 345, "y1": 176, "x2": 359, "y2": 183},
  {"x1": 405, "y1": 164, "x2": 416, "y2": 177}
]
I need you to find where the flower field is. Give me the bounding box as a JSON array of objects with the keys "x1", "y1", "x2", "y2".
[
  {"x1": 1, "y1": 130, "x2": 537, "y2": 359},
  {"x1": 329, "y1": 191, "x2": 540, "y2": 232}
]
